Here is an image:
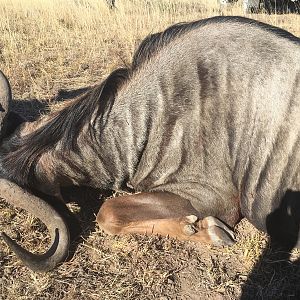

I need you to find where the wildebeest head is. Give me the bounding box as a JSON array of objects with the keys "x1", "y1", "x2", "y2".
[
  {"x1": 0, "y1": 68, "x2": 130, "y2": 272},
  {"x1": 0, "y1": 71, "x2": 70, "y2": 271}
]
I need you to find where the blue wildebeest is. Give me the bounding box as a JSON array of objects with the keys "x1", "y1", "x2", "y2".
[
  {"x1": 266, "y1": 0, "x2": 300, "y2": 13},
  {"x1": 105, "y1": 0, "x2": 116, "y2": 9},
  {"x1": 220, "y1": 0, "x2": 300, "y2": 13},
  {"x1": 1, "y1": 16, "x2": 300, "y2": 272}
]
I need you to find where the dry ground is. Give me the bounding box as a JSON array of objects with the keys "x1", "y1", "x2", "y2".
[{"x1": 1, "y1": 0, "x2": 300, "y2": 299}]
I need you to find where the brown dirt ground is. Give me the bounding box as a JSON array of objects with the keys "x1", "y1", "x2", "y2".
[{"x1": 1, "y1": 184, "x2": 300, "y2": 299}]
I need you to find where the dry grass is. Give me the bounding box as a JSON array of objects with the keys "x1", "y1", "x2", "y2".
[
  {"x1": 1, "y1": 0, "x2": 300, "y2": 299},
  {"x1": 1, "y1": 0, "x2": 299, "y2": 100}
]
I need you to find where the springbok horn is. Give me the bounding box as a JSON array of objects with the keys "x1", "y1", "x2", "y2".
[
  {"x1": 1, "y1": 179, "x2": 70, "y2": 272},
  {"x1": 0, "y1": 70, "x2": 12, "y2": 139}
]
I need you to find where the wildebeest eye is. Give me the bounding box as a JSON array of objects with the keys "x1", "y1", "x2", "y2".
[{"x1": 0, "y1": 104, "x2": 5, "y2": 112}]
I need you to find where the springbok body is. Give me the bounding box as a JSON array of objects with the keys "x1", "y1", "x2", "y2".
[{"x1": 1, "y1": 16, "x2": 300, "y2": 272}]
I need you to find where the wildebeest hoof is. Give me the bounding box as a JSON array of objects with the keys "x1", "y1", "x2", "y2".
[{"x1": 203, "y1": 216, "x2": 235, "y2": 246}]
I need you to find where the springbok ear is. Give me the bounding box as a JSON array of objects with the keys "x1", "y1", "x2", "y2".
[{"x1": 0, "y1": 71, "x2": 12, "y2": 141}]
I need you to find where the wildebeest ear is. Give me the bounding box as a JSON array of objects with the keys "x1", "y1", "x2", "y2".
[{"x1": 93, "y1": 68, "x2": 129, "y2": 128}]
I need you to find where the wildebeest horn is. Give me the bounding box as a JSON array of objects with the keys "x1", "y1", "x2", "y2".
[
  {"x1": 0, "y1": 70, "x2": 12, "y2": 139},
  {"x1": 1, "y1": 179, "x2": 70, "y2": 272}
]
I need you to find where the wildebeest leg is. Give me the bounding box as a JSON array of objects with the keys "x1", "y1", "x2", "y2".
[{"x1": 97, "y1": 192, "x2": 235, "y2": 246}]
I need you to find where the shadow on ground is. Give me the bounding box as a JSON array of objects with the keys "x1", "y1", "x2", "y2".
[
  {"x1": 61, "y1": 186, "x2": 112, "y2": 259},
  {"x1": 11, "y1": 86, "x2": 91, "y2": 121},
  {"x1": 241, "y1": 191, "x2": 300, "y2": 299}
]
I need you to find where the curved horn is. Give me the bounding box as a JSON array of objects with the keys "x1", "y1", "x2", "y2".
[
  {"x1": 1, "y1": 179, "x2": 70, "y2": 272},
  {"x1": 0, "y1": 70, "x2": 12, "y2": 139}
]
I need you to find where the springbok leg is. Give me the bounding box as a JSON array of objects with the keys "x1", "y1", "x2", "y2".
[{"x1": 97, "y1": 192, "x2": 235, "y2": 246}]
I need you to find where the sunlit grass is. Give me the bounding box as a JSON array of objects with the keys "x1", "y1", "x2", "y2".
[{"x1": 0, "y1": 0, "x2": 299, "y2": 100}]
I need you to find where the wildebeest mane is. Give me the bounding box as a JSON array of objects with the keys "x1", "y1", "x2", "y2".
[
  {"x1": 0, "y1": 68, "x2": 129, "y2": 187},
  {"x1": 132, "y1": 16, "x2": 300, "y2": 70}
]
